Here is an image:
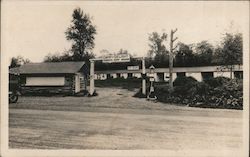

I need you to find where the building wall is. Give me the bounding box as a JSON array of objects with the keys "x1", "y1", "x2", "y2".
[
  {"x1": 214, "y1": 71, "x2": 234, "y2": 79},
  {"x1": 21, "y1": 74, "x2": 79, "y2": 95},
  {"x1": 121, "y1": 73, "x2": 128, "y2": 79},
  {"x1": 94, "y1": 74, "x2": 98, "y2": 80},
  {"x1": 133, "y1": 73, "x2": 141, "y2": 78},
  {"x1": 186, "y1": 72, "x2": 202, "y2": 82},
  {"x1": 173, "y1": 73, "x2": 177, "y2": 81},
  {"x1": 164, "y1": 73, "x2": 169, "y2": 82},
  {"x1": 94, "y1": 66, "x2": 242, "y2": 81},
  {"x1": 78, "y1": 73, "x2": 86, "y2": 91},
  {"x1": 111, "y1": 73, "x2": 117, "y2": 78},
  {"x1": 96, "y1": 74, "x2": 107, "y2": 80}
]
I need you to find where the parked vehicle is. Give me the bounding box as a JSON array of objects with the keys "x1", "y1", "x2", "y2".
[{"x1": 9, "y1": 73, "x2": 20, "y2": 103}]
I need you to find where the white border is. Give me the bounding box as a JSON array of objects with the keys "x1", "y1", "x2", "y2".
[{"x1": 1, "y1": 1, "x2": 249, "y2": 157}]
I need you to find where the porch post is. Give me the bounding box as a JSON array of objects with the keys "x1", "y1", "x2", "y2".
[
  {"x1": 142, "y1": 57, "x2": 146, "y2": 95},
  {"x1": 89, "y1": 60, "x2": 95, "y2": 95}
]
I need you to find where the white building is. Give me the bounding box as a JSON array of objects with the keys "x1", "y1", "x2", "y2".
[{"x1": 95, "y1": 65, "x2": 243, "y2": 82}]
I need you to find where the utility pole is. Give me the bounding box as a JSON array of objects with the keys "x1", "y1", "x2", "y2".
[
  {"x1": 169, "y1": 28, "x2": 178, "y2": 92},
  {"x1": 142, "y1": 57, "x2": 146, "y2": 95}
]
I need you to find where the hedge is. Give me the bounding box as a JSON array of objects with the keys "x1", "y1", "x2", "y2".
[{"x1": 134, "y1": 76, "x2": 243, "y2": 110}]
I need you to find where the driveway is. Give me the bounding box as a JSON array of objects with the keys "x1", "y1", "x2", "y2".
[{"x1": 9, "y1": 87, "x2": 243, "y2": 153}]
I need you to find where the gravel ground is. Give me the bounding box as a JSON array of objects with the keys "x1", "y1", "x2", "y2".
[{"x1": 9, "y1": 87, "x2": 243, "y2": 154}]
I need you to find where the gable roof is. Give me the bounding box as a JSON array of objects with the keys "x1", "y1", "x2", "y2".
[{"x1": 10, "y1": 62, "x2": 86, "y2": 74}]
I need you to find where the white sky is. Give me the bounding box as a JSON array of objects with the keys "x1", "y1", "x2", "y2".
[{"x1": 1, "y1": 1, "x2": 249, "y2": 62}]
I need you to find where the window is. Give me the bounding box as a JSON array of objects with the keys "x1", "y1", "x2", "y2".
[
  {"x1": 177, "y1": 72, "x2": 186, "y2": 77},
  {"x1": 157, "y1": 73, "x2": 164, "y2": 82},
  {"x1": 234, "y1": 71, "x2": 243, "y2": 79},
  {"x1": 65, "y1": 76, "x2": 73, "y2": 86},
  {"x1": 26, "y1": 77, "x2": 65, "y2": 86},
  {"x1": 201, "y1": 72, "x2": 214, "y2": 81},
  {"x1": 107, "y1": 74, "x2": 111, "y2": 79},
  {"x1": 117, "y1": 73, "x2": 121, "y2": 78},
  {"x1": 128, "y1": 73, "x2": 133, "y2": 78},
  {"x1": 79, "y1": 77, "x2": 84, "y2": 81}
]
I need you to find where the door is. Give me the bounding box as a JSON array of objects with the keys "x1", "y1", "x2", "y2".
[{"x1": 75, "y1": 74, "x2": 80, "y2": 93}]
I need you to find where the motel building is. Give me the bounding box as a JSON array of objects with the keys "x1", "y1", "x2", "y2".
[
  {"x1": 9, "y1": 62, "x2": 243, "y2": 95},
  {"x1": 9, "y1": 62, "x2": 88, "y2": 95},
  {"x1": 94, "y1": 64, "x2": 243, "y2": 82}
]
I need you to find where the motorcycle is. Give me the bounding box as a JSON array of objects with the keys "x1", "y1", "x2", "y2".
[
  {"x1": 9, "y1": 73, "x2": 20, "y2": 103},
  {"x1": 9, "y1": 91, "x2": 19, "y2": 103}
]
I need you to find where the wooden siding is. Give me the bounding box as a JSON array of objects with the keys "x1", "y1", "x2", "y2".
[
  {"x1": 21, "y1": 74, "x2": 76, "y2": 95},
  {"x1": 21, "y1": 86, "x2": 73, "y2": 96}
]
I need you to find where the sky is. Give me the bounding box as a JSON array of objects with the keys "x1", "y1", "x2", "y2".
[{"x1": 1, "y1": 1, "x2": 249, "y2": 63}]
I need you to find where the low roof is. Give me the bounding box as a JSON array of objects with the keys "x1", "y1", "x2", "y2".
[
  {"x1": 10, "y1": 62, "x2": 86, "y2": 74},
  {"x1": 95, "y1": 65, "x2": 243, "y2": 74}
]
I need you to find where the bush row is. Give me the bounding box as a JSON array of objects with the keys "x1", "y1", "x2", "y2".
[{"x1": 136, "y1": 76, "x2": 243, "y2": 110}]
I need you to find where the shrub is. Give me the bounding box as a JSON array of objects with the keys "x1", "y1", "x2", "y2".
[
  {"x1": 190, "y1": 79, "x2": 243, "y2": 109},
  {"x1": 189, "y1": 82, "x2": 211, "y2": 96},
  {"x1": 204, "y1": 76, "x2": 230, "y2": 88},
  {"x1": 134, "y1": 76, "x2": 243, "y2": 110},
  {"x1": 173, "y1": 76, "x2": 197, "y2": 87}
]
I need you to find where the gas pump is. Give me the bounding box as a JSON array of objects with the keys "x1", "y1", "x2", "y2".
[{"x1": 147, "y1": 65, "x2": 157, "y2": 101}]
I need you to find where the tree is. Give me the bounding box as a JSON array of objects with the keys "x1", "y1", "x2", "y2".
[
  {"x1": 195, "y1": 41, "x2": 214, "y2": 66},
  {"x1": 174, "y1": 42, "x2": 196, "y2": 67},
  {"x1": 65, "y1": 8, "x2": 97, "y2": 63},
  {"x1": 147, "y1": 32, "x2": 168, "y2": 58},
  {"x1": 99, "y1": 49, "x2": 111, "y2": 58},
  {"x1": 215, "y1": 33, "x2": 243, "y2": 78},
  {"x1": 9, "y1": 56, "x2": 30, "y2": 68},
  {"x1": 147, "y1": 32, "x2": 169, "y2": 67},
  {"x1": 44, "y1": 51, "x2": 73, "y2": 62}
]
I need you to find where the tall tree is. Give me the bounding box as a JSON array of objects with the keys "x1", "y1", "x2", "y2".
[
  {"x1": 215, "y1": 33, "x2": 243, "y2": 78},
  {"x1": 147, "y1": 32, "x2": 169, "y2": 67},
  {"x1": 147, "y1": 32, "x2": 168, "y2": 58},
  {"x1": 65, "y1": 8, "x2": 97, "y2": 63}
]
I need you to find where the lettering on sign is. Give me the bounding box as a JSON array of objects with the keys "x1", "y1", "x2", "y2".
[
  {"x1": 102, "y1": 53, "x2": 130, "y2": 63},
  {"x1": 127, "y1": 66, "x2": 140, "y2": 70}
]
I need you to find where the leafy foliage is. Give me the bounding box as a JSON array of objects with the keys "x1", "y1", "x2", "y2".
[
  {"x1": 214, "y1": 33, "x2": 243, "y2": 78},
  {"x1": 147, "y1": 32, "x2": 168, "y2": 59},
  {"x1": 44, "y1": 51, "x2": 73, "y2": 62},
  {"x1": 217, "y1": 33, "x2": 243, "y2": 65},
  {"x1": 174, "y1": 42, "x2": 197, "y2": 67},
  {"x1": 135, "y1": 76, "x2": 243, "y2": 110},
  {"x1": 195, "y1": 41, "x2": 214, "y2": 66},
  {"x1": 173, "y1": 76, "x2": 197, "y2": 87},
  {"x1": 204, "y1": 76, "x2": 231, "y2": 88},
  {"x1": 44, "y1": 8, "x2": 96, "y2": 64},
  {"x1": 9, "y1": 56, "x2": 30, "y2": 68},
  {"x1": 65, "y1": 8, "x2": 97, "y2": 62}
]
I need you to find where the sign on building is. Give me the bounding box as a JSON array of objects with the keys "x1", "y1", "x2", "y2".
[
  {"x1": 102, "y1": 53, "x2": 130, "y2": 63},
  {"x1": 127, "y1": 66, "x2": 139, "y2": 70}
]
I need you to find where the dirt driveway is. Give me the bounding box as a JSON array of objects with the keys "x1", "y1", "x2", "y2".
[{"x1": 9, "y1": 87, "x2": 243, "y2": 153}]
